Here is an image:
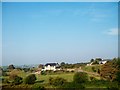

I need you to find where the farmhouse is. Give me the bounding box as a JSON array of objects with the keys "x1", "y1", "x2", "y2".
[
  {"x1": 99, "y1": 59, "x2": 111, "y2": 64},
  {"x1": 42, "y1": 63, "x2": 61, "y2": 71},
  {"x1": 87, "y1": 59, "x2": 112, "y2": 66}
]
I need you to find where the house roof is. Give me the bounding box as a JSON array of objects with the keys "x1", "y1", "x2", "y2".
[
  {"x1": 102, "y1": 59, "x2": 112, "y2": 61},
  {"x1": 45, "y1": 63, "x2": 58, "y2": 66}
]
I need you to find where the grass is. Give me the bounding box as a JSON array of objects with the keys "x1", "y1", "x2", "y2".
[
  {"x1": 12, "y1": 70, "x2": 74, "y2": 84},
  {"x1": 3, "y1": 68, "x2": 113, "y2": 89},
  {"x1": 36, "y1": 73, "x2": 74, "y2": 84},
  {"x1": 81, "y1": 65, "x2": 101, "y2": 73}
]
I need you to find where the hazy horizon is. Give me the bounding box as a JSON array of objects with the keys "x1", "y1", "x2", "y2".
[{"x1": 2, "y1": 2, "x2": 118, "y2": 66}]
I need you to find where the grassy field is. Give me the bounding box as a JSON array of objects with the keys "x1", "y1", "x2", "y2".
[
  {"x1": 2, "y1": 69, "x2": 118, "y2": 89},
  {"x1": 7, "y1": 70, "x2": 74, "y2": 84},
  {"x1": 81, "y1": 65, "x2": 101, "y2": 72},
  {"x1": 36, "y1": 73, "x2": 74, "y2": 83},
  {"x1": 2, "y1": 66, "x2": 115, "y2": 89}
]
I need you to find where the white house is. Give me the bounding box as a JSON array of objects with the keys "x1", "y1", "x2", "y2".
[
  {"x1": 99, "y1": 60, "x2": 107, "y2": 64},
  {"x1": 42, "y1": 63, "x2": 61, "y2": 71},
  {"x1": 99, "y1": 59, "x2": 111, "y2": 64}
]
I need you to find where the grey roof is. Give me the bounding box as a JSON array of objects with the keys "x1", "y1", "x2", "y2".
[
  {"x1": 45, "y1": 63, "x2": 58, "y2": 66},
  {"x1": 102, "y1": 59, "x2": 112, "y2": 61}
]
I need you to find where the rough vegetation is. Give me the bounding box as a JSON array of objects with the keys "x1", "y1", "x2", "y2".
[
  {"x1": 1, "y1": 58, "x2": 120, "y2": 89},
  {"x1": 24, "y1": 74, "x2": 37, "y2": 84}
]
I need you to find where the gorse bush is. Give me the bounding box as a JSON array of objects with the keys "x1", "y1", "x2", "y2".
[
  {"x1": 92, "y1": 67, "x2": 96, "y2": 72},
  {"x1": 73, "y1": 72, "x2": 88, "y2": 84},
  {"x1": 13, "y1": 76, "x2": 23, "y2": 85},
  {"x1": 9, "y1": 74, "x2": 23, "y2": 85},
  {"x1": 41, "y1": 71, "x2": 46, "y2": 75},
  {"x1": 100, "y1": 58, "x2": 120, "y2": 82},
  {"x1": 24, "y1": 74, "x2": 36, "y2": 84},
  {"x1": 90, "y1": 76, "x2": 97, "y2": 81},
  {"x1": 49, "y1": 77, "x2": 66, "y2": 86}
]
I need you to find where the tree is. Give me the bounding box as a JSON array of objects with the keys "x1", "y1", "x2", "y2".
[
  {"x1": 60, "y1": 62, "x2": 66, "y2": 69},
  {"x1": 92, "y1": 58, "x2": 102, "y2": 65},
  {"x1": 38, "y1": 64, "x2": 43, "y2": 68},
  {"x1": 24, "y1": 74, "x2": 36, "y2": 84},
  {"x1": 8, "y1": 64, "x2": 15, "y2": 70},
  {"x1": 90, "y1": 59, "x2": 94, "y2": 62},
  {"x1": 92, "y1": 60, "x2": 99, "y2": 65},
  {"x1": 73, "y1": 72, "x2": 88, "y2": 84},
  {"x1": 61, "y1": 62, "x2": 65, "y2": 66},
  {"x1": 95, "y1": 58, "x2": 102, "y2": 61}
]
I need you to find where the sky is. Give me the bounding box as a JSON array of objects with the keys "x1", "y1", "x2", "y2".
[
  {"x1": 2, "y1": 2, "x2": 118, "y2": 66},
  {"x1": 1, "y1": 0, "x2": 120, "y2": 2}
]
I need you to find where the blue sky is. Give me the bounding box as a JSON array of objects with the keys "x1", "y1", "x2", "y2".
[
  {"x1": 2, "y1": 2, "x2": 118, "y2": 66},
  {"x1": 2, "y1": 0, "x2": 120, "y2": 2}
]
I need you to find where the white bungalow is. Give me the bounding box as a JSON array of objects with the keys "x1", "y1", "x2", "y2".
[
  {"x1": 99, "y1": 60, "x2": 107, "y2": 64},
  {"x1": 42, "y1": 63, "x2": 61, "y2": 71}
]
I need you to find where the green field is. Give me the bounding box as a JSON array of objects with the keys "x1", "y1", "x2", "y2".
[
  {"x1": 1, "y1": 64, "x2": 119, "y2": 89},
  {"x1": 4, "y1": 70, "x2": 74, "y2": 84},
  {"x1": 81, "y1": 65, "x2": 101, "y2": 72}
]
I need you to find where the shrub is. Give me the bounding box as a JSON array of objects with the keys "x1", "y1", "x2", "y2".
[
  {"x1": 71, "y1": 70, "x2": 74, "y2": 73},
  {"x1": 13, "y1": 76, "x2": 23, "y2": 85},
  {"x1": 90, "y1": 76, "x2": 97, "y2": 81},
  {"x1": 92, "y1": 67, "x2": 96, "y2": 72},
  {"x1": 97, "y1": 69, "x2": 100, "y2": 74},
  {"x1": 2, "y1": 78, "x2": 10, "y2": 84},
  {"x1": 23, "y1": 68, "x2": 30, "y2": 72},
  {"x1": 8, "y1": 64, "x2": 15, "y2": 70},
  {"x1": 2, "y1": 71, "x2": 8, "y2": 76},
  {"x1": 41, "y1": 71, "x2": 46, "y2": 75},
  {"x1": 9, "y1": 74, "x2": 23, "y2": 85},
  {"x1": 24, "y1": 74, "x2": 36, "y2": 84},
  {"x1": 116, "y1": 71, "x2": 120, "y2": 83},
  {"x1": 73, "y1": 72, "x2": 88, "y2": 84},
  {"x1": 49, "y1": 77, "x2": 66, "y2": 86}
]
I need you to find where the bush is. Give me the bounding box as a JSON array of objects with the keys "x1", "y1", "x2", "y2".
[
  {"x1": 8, "y1": 64, "x2": 15, "y2": 70},
  {"x1": 92, "y1": 67, "x2": 96, "y2": 72},
  {"x1": 13, "y1": 76, "x2": 23, "y2": 85},
  {"x1": 41, "y1": 71, "x2": 46, "y2": 75},
  {"x1": 2, "y1": 71, "x2": 8, "y2": 76},
  {"x1": 97, "y1": 69, "x2": 100, "y2": 74},
  {"x1": 9, "y1": 74, "x2": 23, "y2": 85},
  {"x1": 116, "y1": 71, "x2": 120, "y2": 83},
  {"x1": 73, "y1": 72, "x2": 88, "y2": 84},
  {"x1": 2, "y1": 78, "x2": 10, "y2": 84},
  {"x1": 49, "y1": 77, "x2": 66, "y2": 86},
  {"x1": 90, "y1": 76, "x2": 97, "y2": 81},
  {"x1": 23, "y1": 68, "x2": 30, "y2": 72},
  {"x1": 24, "y1": 74, "x2": 36, "y2": 84}
]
